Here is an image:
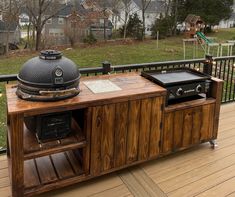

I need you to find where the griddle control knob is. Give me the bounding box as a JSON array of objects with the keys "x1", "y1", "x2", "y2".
[
  {"x1": 176, "y1": 88, "x2": 183, "y2": 96},
  {"x1": 196, "y1": 85, "x2": 202, "y2": 93}
]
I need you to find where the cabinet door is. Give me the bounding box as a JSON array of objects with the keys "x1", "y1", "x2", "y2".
[
  {"x1": 162, "y1": 103, "x2": 215, "y2": 154},
  {"x1": 90, "y1": 97, "x2": 164, "y2": 176}
]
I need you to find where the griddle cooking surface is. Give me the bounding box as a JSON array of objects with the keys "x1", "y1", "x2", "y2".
[{"x1": 152, "y1": 72, "x2": 203, "y2": 84}]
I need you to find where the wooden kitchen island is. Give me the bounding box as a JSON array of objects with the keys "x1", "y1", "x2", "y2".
[{"x1": 5, "y1": 73, "x2": 223, "y2": 197}]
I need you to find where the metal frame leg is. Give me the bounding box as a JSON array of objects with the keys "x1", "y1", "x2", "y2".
[{"x1": 209, "y1": 140, "x2": 218, "y2": 149}]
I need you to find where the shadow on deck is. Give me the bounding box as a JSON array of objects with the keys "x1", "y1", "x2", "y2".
[{"x1": 1, "y1": 103, "x2": 235, "y2": 197}]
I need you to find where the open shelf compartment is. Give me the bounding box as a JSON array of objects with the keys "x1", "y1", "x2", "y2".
[
  {"x1": 23, "y1": 109, "x2": 87, "y2": 160},
  {"x1": 24, "y1": 149, "x2": 85, "y2": 190}
]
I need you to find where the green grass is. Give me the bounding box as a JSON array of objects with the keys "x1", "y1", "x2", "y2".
[{"x1": 0, "y1": 28, "x2": 235, "y2": 148}]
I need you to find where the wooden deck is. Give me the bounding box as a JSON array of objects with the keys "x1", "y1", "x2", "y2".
[{"x1": 1, "y1": 102, "x2": 235, "y2": 197}]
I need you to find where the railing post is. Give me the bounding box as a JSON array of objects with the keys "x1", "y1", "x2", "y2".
[
  {"x1": 203, "y1": 55, "x2": 213, "y2": 75},
  {"x1": 102, "y1": 61, "x2": 111, "y2": 74}
]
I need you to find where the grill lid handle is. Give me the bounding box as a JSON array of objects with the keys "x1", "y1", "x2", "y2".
[{"x1": 40, "y1": 50, "x2": 62, "y2": 60}]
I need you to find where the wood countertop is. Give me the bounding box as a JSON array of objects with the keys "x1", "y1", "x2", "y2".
[{"x1": 6, "y1": 73, "x2": 166, "y2": 116}]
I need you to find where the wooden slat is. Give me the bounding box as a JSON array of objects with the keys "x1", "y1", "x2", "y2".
[
  {"x1": 35, "y1": 156, "x2": 58, "y2": 184},
  {"x1": 158, "y1": 153, "x2": 235, "y2": 193},
  {"x1": 51, "y1": 152, "x2": 75, "y2": 179},
  {"x1": 149, "y1": 97, "x2": 163, "y2": 158},
  {"x1": 191, "y1": 107, "x2": 202, "y2": 144},
  {"x1": 162, "y1": 112, "x2": 174, "y2": 154},
  {"x1": 210, "y1": 77, "x2": 223, "y2": 139},
  {"x1": 0, "y1": 186, "x2": 11, "y2": 197},
  {"x1": 182, "y1": 109, "x2": 193, "y2": 147},
  {"x1": 114, "y1": 102, "x2": 128, "y2": 168},
  {"x1": 90, "y1": 106, "x2": 103, "y2": 176},
  {"x1": 9, "y1": 113, "x2": 24, "y2": 197},
  {"x1": 90, "y1": 185, "x2": 131, "y2": 197},
  {"x1": 0, "y1": 168, "x2": 8, "y2": 179},
  {"x1": 0, "y1": 160, "x2": 8, "y2": 170},
  {"x1": 101, "y1": 104, "x2": 115, "y2": 171},
  {"x1": 200, "y1": 104, "x2": 215, "y2": 141},
  {"x1": 83, "y1": 108, "x2": 92, "y2": 175},
  {"x1": 173, "y1": 110, "x2": 183, "y2": 150},
  {"x1": 65, "y1": 151, "x2": 83, "y2": 175},
  {"x1": 167, "y1": 160, "x2": 235, "y2": 197},
  {"x1": 0, "y1": 177, "x2": 10, "y2": 188},
  {"x1": 126, "y1": 100, "x2": 141, "y2": 164},
  {"x1": 138, "y1": 99, "x2": 152, "y2": 161},
  {"x1": 24, "y1": 159, "x2": 40, "y2": 189},
  {"x1": 196, "y1": 177, "x2": 235, "y2": 197}
]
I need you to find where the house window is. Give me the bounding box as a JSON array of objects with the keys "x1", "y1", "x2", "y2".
[
  {"x1": 60, "y1": 33, "x2": 64, "y2": 36},
  {"x1": 58, "y1": 18, "x2": 64, "y2": 25},
  {"x1": 47, "y1": 18, "x2": 52, "y2": 24},
  {"x1": 50, "y1": 33, "x2": 54, "y2": 36}
]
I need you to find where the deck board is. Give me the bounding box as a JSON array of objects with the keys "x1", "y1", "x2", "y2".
[{"x1": 1, "y1": 103, "x2": 235, "y2": 196}]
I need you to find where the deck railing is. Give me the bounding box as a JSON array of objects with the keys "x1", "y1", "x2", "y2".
[{"x1": 0, "y1": 56, "x2": 235, "y2": 153}]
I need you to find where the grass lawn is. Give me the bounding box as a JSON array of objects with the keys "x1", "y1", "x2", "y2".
[{"x1": 0, "y1": 28, "x2": 235, "y2": 148}]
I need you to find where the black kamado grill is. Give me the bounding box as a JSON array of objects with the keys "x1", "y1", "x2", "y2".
[{"x1": 16, "y1": 50, "x2": 81, "y2": 101}]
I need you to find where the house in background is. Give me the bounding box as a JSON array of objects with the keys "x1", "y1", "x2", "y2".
[
  {"x1": 0, "y1": 20, "x2": 21, "y2": 45},
  {"x1": 43, "y1": 1, "x2": 112, "y2": 46},
  {"x1": 218, "y1": 0, "x2": 235, "y2": 28},
  {"x1": 112, "y1": 0, "x2": 166, "y2": 36}
]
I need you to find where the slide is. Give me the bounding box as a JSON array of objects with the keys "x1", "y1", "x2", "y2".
[{"x1": 196, "y1": 31, "x2": 213, "y2": 44}]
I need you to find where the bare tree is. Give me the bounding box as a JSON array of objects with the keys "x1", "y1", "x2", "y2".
[
  {"x1": 25, "y1": 0, "x2": 66, "y2": 50},
  {"x1": 0, "y1": 0, "x2": 22, "y2": 54},
  {"x1": 122, "y1": 0, "x2": 132, "y2": 39},
  {"x1": 140, "y1": 0, "x2": 151, "y2": 39}
]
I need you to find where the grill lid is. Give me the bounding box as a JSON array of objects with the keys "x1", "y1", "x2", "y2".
[
  {"x1": 16, "y1": 50, "x2": 81, "y2": 101},
  {"x1": 18, "y1": 50, "x2": 80, "y2": 88}
]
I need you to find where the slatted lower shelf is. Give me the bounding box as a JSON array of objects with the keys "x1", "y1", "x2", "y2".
[
  {"x1": 23, "y1": 119, "x2": 86, "y2": 160},
  {"x1": 24, "y1": 150, "x2": 84, "y2": 190}
]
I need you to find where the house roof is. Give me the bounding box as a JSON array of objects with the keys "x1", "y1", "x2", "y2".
[
  {"x1": 133, "y1": 0, "x2": 166, "y2": 13},
  {"x1": 0, "y1": 21, "x2": 18, "y2": 32},
  {"x1": 57, "y1": 2, "x2": 88, "y2": 17},
  {"x1": 185, "y1": 14, "x2": 204, "y2": 25}
]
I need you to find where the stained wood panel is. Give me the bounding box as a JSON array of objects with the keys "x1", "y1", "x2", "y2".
[
  {"x1": 162, "y1": 102, "x2": 215, "y2": 155},
  {"x1": 200, "y1": 104, "x2": 215, "y2": 141},
  {"x1": 114, "y1": 102, "x2": 128, "y2": 168},
  {"x1": 138, "y1": 99, "x2": 152, "y2": 161},
  {"x1": 182, "y1": 109, "x2": 193, "y2": 148},
  {"x1": 162, "y1": 112, "x2": 174, "y2": 153},
  {"x1": 191, "y1": 107, "x2": 202, "y2": 144},
  {"x1": 24, "y1": 160, "x2": 40, "y2": 189},
  {"x1": 149, "y1": 97, "x2": 163, "y2": 158},
  {"x1": 90, "y1": 106, "x2": 103, "y2": 176},
  {"x1": 101, "y1": 104, "x2": 115, "y2": 171},
  {"x1": 126, "y1": 100, "x2": 141, "y2": 164},
  {"x1": 65, "y1": 151, "x2": 83, "y2": 175},
  {"x1": 173, "y1": 110, "x2": 183, "y2": 150},
  {"x1": 51, "y1": 153, "x2": 75, "y2": 179},
  {"x1": 35, "y1": 156, "x2": 58, "y2": 184}
]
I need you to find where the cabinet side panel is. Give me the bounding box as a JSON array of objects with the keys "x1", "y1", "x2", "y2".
[
  {"x1": 149, "y1": 97, "x2": 163, "y2": 158},
  {"x1": 83, "y1": 108, "x2": 92, "y2": 175},
  {"x1": 192, "y1": 107, "x2": 202, "y2": 144},
  {"x1": 182, "y1": 109, "x2": 193, "y2": 147},
  {"x1": 101, "y1": 104, "x2": 115, "y2": 171},
  {"x1": 138, "y1": 99, "x2": 152, "y2": 161},
  {"x1": 114, "y1": 102, "x2": 128, "y2": 168},
  {"x1": 162, "y1": 112, "x2": 174, "y2": 154},
  {"x1": 173, "y1": 110, "x2": 184, "y2": 150},
  {"x1": 126, "y1": 100, "x2": 141, "y2": 164},
  {"x1": 90, "y1": 106, "x2": 103, "y2": 176},
  {"x1": 200, "y1": 104, "x2": 215, "y2": 141}
]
